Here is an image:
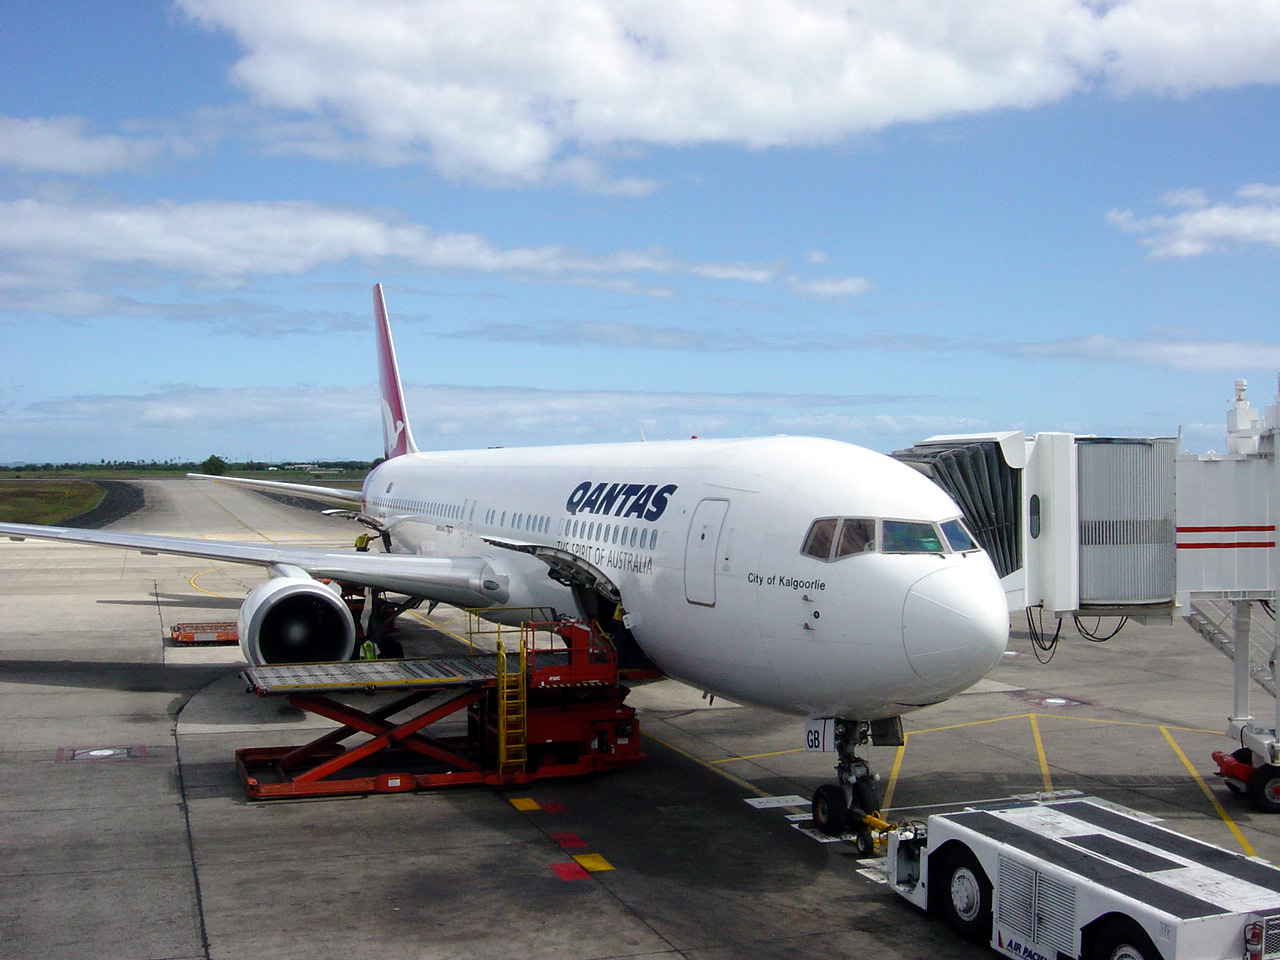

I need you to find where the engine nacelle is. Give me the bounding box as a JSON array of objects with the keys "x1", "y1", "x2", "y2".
[{"x1": 238, "y1": 576, "x2": 357, "y2": 665}]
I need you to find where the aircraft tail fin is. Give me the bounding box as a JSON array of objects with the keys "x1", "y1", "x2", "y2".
[{"x1": 374, "y1": 283, "x2": 419, "y2": 460}]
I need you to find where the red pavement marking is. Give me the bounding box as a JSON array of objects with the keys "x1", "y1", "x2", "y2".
[
  {"x1": 549, "y1": 831, "x2": 588, "y2": 848},
  {"x1": 551, "y1": 861, "x2": 592, "y2": 881},
  {"x1": 540, "y1": 801, "x2": 567, "y2": 814}
]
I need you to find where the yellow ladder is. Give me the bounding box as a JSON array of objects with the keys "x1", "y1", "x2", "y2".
[{"x1": 495, "y1": 635, "x2": 528, "y2": 774}]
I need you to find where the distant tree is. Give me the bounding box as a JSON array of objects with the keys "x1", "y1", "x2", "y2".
[{"x1": 200, "y1": 454, "x2": 228, "y2": 476}]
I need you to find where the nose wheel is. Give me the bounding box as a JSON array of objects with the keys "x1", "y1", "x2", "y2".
[{"x1": 811, "y1": 718, "x2": 882, "y2": 853}]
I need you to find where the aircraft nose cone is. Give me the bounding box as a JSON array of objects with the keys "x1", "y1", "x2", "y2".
[{"x1": 902, "y1": 563, "x2": 1008, "y2": 690}]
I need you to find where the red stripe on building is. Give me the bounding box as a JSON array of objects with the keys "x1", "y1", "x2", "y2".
[
  {"x1": 1176, "y1": 525, "x2": 1276, "y2": 533},
  {"x1": 1176, "y1": 541, "x2": 1276, "y2": 549}
]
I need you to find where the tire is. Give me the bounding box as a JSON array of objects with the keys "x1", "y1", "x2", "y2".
[
  {"x1": 812, "y1": 784, "x2": 849, "y2": 836},
  {"x1": 852, "y1": 776, "x2": 879, "y2": 815},
  {"x1": 937, "y1": 846, "x2": 992, "y2": 942},
  {"x1": 1090, "y1": 918, "x2": 1160, "y2": 960},
  {"x1": 853, "y1": 828, "x2": 876, "y2": 858},
  {"x1": 1248, "y1": 764, "x2": 1280, "y2": 813}
]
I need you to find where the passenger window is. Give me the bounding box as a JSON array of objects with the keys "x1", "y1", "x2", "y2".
[
  {"x1": 941, "y1": 519, "x2": 978, "y2": 552},
  {"x1": 802, "y1": 518, "x2": 838, "y2": 560},
  {"x1": 883, "y1": 520, "x2": 945, "y2": 554},
  {"x1": 835, "y1": 519, "x2": 875, "y2": 557}
]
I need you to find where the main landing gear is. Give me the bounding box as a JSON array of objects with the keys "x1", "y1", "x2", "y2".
[
  {"x1": 357, "y1": 586, "x2": 422, "y2": 660},
  {"x1": 811, "y1": 718, "x2": 884, "y2": 856}
]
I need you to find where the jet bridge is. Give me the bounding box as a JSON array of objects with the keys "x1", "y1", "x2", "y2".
[{"x1": 894, "y1": 378, "x2": 1280, "y2": 812}]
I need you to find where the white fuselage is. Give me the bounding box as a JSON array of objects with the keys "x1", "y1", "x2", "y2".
[{"x1": 362, "y1": 435, "x2": 1008, "y2": 720}]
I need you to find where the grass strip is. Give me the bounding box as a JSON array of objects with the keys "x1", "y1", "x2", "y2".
[{"x1": 0, "y1": 480, "x2": 105, "y2": 525}]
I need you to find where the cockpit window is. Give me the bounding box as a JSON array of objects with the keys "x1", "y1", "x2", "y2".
[
  {"x1": 803, "y1": 517, "x2": 876, "y2": 561},
  {"x1": 882, "y1": 520, "x2": 945, "y2": 554},
  {"x1": 835, "y1": 518, "x2": 875, "y2": 557},
  {"x1": 941, "y1": 518, "x2": 978, "y2": 553},
  {"x1": 803, "y1": 517, "x2": 959, "y2": 560},
  {"x1": 801, "y1": 518, "x2": 837, "y2": 560}
]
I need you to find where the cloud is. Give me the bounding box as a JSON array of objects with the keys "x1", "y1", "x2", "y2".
[
  {"x1": 1005, "y1": 333, "x2": 1280, "y2": 371},
  {"x1": 1, "y1": 380, "x2": 945, "y2": 460},
  {"x1": 1159, "y1": 188, "x2": 1209, "y2": 209},
  {"x1": 791, "y1": 276, "x2": 873, "y2": 297},
  {"x1": 442, "y1": 321, "x2": 730, "y2": 351},
  {"x1": 178, "y1": 0, "x2": 1280, "y2": 185},
  {"x1": 0, "y1": 196, "x2": 786, "y2": 293},
  {"x1": 1095, "y1": 0, "x2": 1280, "y2": 94},
  {"x1": 442, "y1": 319, "x2": 925, "y2": 353},
  {"x1": 1108, "y1": 184, "x2": 1280, "y2": 257},
  {"x1": 0, "y1": 116, "x2": 186, "y2": 175},
  {"x1": 769, "y1": 412, "x2": 986, "y2": 437},
  {"x1": 449, "y1": 318, "x2": 1280, "y2": 375}
]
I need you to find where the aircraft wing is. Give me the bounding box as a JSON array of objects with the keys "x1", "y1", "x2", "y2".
[
  {"x1": 0, "y1": 522, "x2": 509, "y2": 606},
  {"x1": 186, "y1": 473, "x2": 364, "y2": 505}
]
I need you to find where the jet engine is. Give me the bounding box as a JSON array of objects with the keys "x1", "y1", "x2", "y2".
[{"x1": 238, "y1": 575, "x2": 357, "y2": 665}]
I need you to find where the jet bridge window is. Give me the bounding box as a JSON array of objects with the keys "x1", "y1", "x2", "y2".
[{"x1": 882, "y1": 520, "x2": 945, "y2": 554}]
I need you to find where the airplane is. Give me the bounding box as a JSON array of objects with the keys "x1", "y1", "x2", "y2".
[{"x1": 0, "y1": 283, "x2": 1009, "y2": 835}]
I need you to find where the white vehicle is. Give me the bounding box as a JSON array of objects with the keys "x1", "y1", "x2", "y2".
[
  {"x1": 888, "y1": 796, "x2": 1280, "y2": 960},
  {"x1": 0, "y1": 284, "x2": 1008, "y2": 821}
]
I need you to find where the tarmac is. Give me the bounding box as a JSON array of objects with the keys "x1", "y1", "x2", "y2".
[{"x1": 2, "y1": 478, "x2": 1279, "y2": 960}]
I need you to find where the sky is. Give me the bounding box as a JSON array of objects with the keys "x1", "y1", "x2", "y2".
[{"x1": 2, "y1": 0, "x2": 1279, "y2": 464}]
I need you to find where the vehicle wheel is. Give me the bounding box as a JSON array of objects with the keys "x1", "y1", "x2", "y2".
[
  {"x1": 812, "y1": 784, "x2": 849, "y2": 836},
  {"x1": 1226, "y1": 780, "x2": 1244, "y2": 795},
  {"x1": 937, "y1": 846, "x2": 992, "y2": 942},
  {"x1": 853, "y1": 828, "x2": 876, "y2": 858},
  {"x1": 1248, "y1": 764, "x2": 1280, "y2": 813},
  {"x1": 1090, "y1": 918, "x2": 1160, "y2": 960},
  {"x1": 378, "y1": 637, "x2": 405, "y2": 659},
  {"x1": 852, "y1": 776, "x2": 879, "y2": 815}
]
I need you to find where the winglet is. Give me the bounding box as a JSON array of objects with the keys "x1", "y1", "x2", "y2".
[{"x1": 374, "y1": 283, "x2": 419, "y2": 460}]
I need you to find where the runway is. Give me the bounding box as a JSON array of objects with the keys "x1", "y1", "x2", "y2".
[{"x1": 1, "y1": 478, "x2": 1278, "y2": 959}]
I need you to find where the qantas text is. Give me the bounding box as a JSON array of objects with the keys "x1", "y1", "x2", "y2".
[{"x1": 565, "y1": 482, "x2": 678, "y2": 521}]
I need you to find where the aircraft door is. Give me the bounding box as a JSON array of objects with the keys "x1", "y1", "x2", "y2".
[{"x1": 684, "y1": 498, "x2": 729, "y2": 606}]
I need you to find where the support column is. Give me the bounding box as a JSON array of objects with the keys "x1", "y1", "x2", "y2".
[{"x1": 1233, "y1": 599, "x2": 1253, "y2": 724}]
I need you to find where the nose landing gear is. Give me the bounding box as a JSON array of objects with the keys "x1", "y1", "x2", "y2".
[{"x1": 811, "y1": 718, "x2": 887, "y2": 855}]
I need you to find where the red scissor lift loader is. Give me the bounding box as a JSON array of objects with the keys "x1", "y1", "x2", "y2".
[{"x1": 235, "y1": 619, "x2": 643, "y2": 799}]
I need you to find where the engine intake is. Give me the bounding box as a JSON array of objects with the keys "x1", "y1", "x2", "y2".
[{"x1": 238, "y1": 576, "x2": 357, "y2": 665}]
